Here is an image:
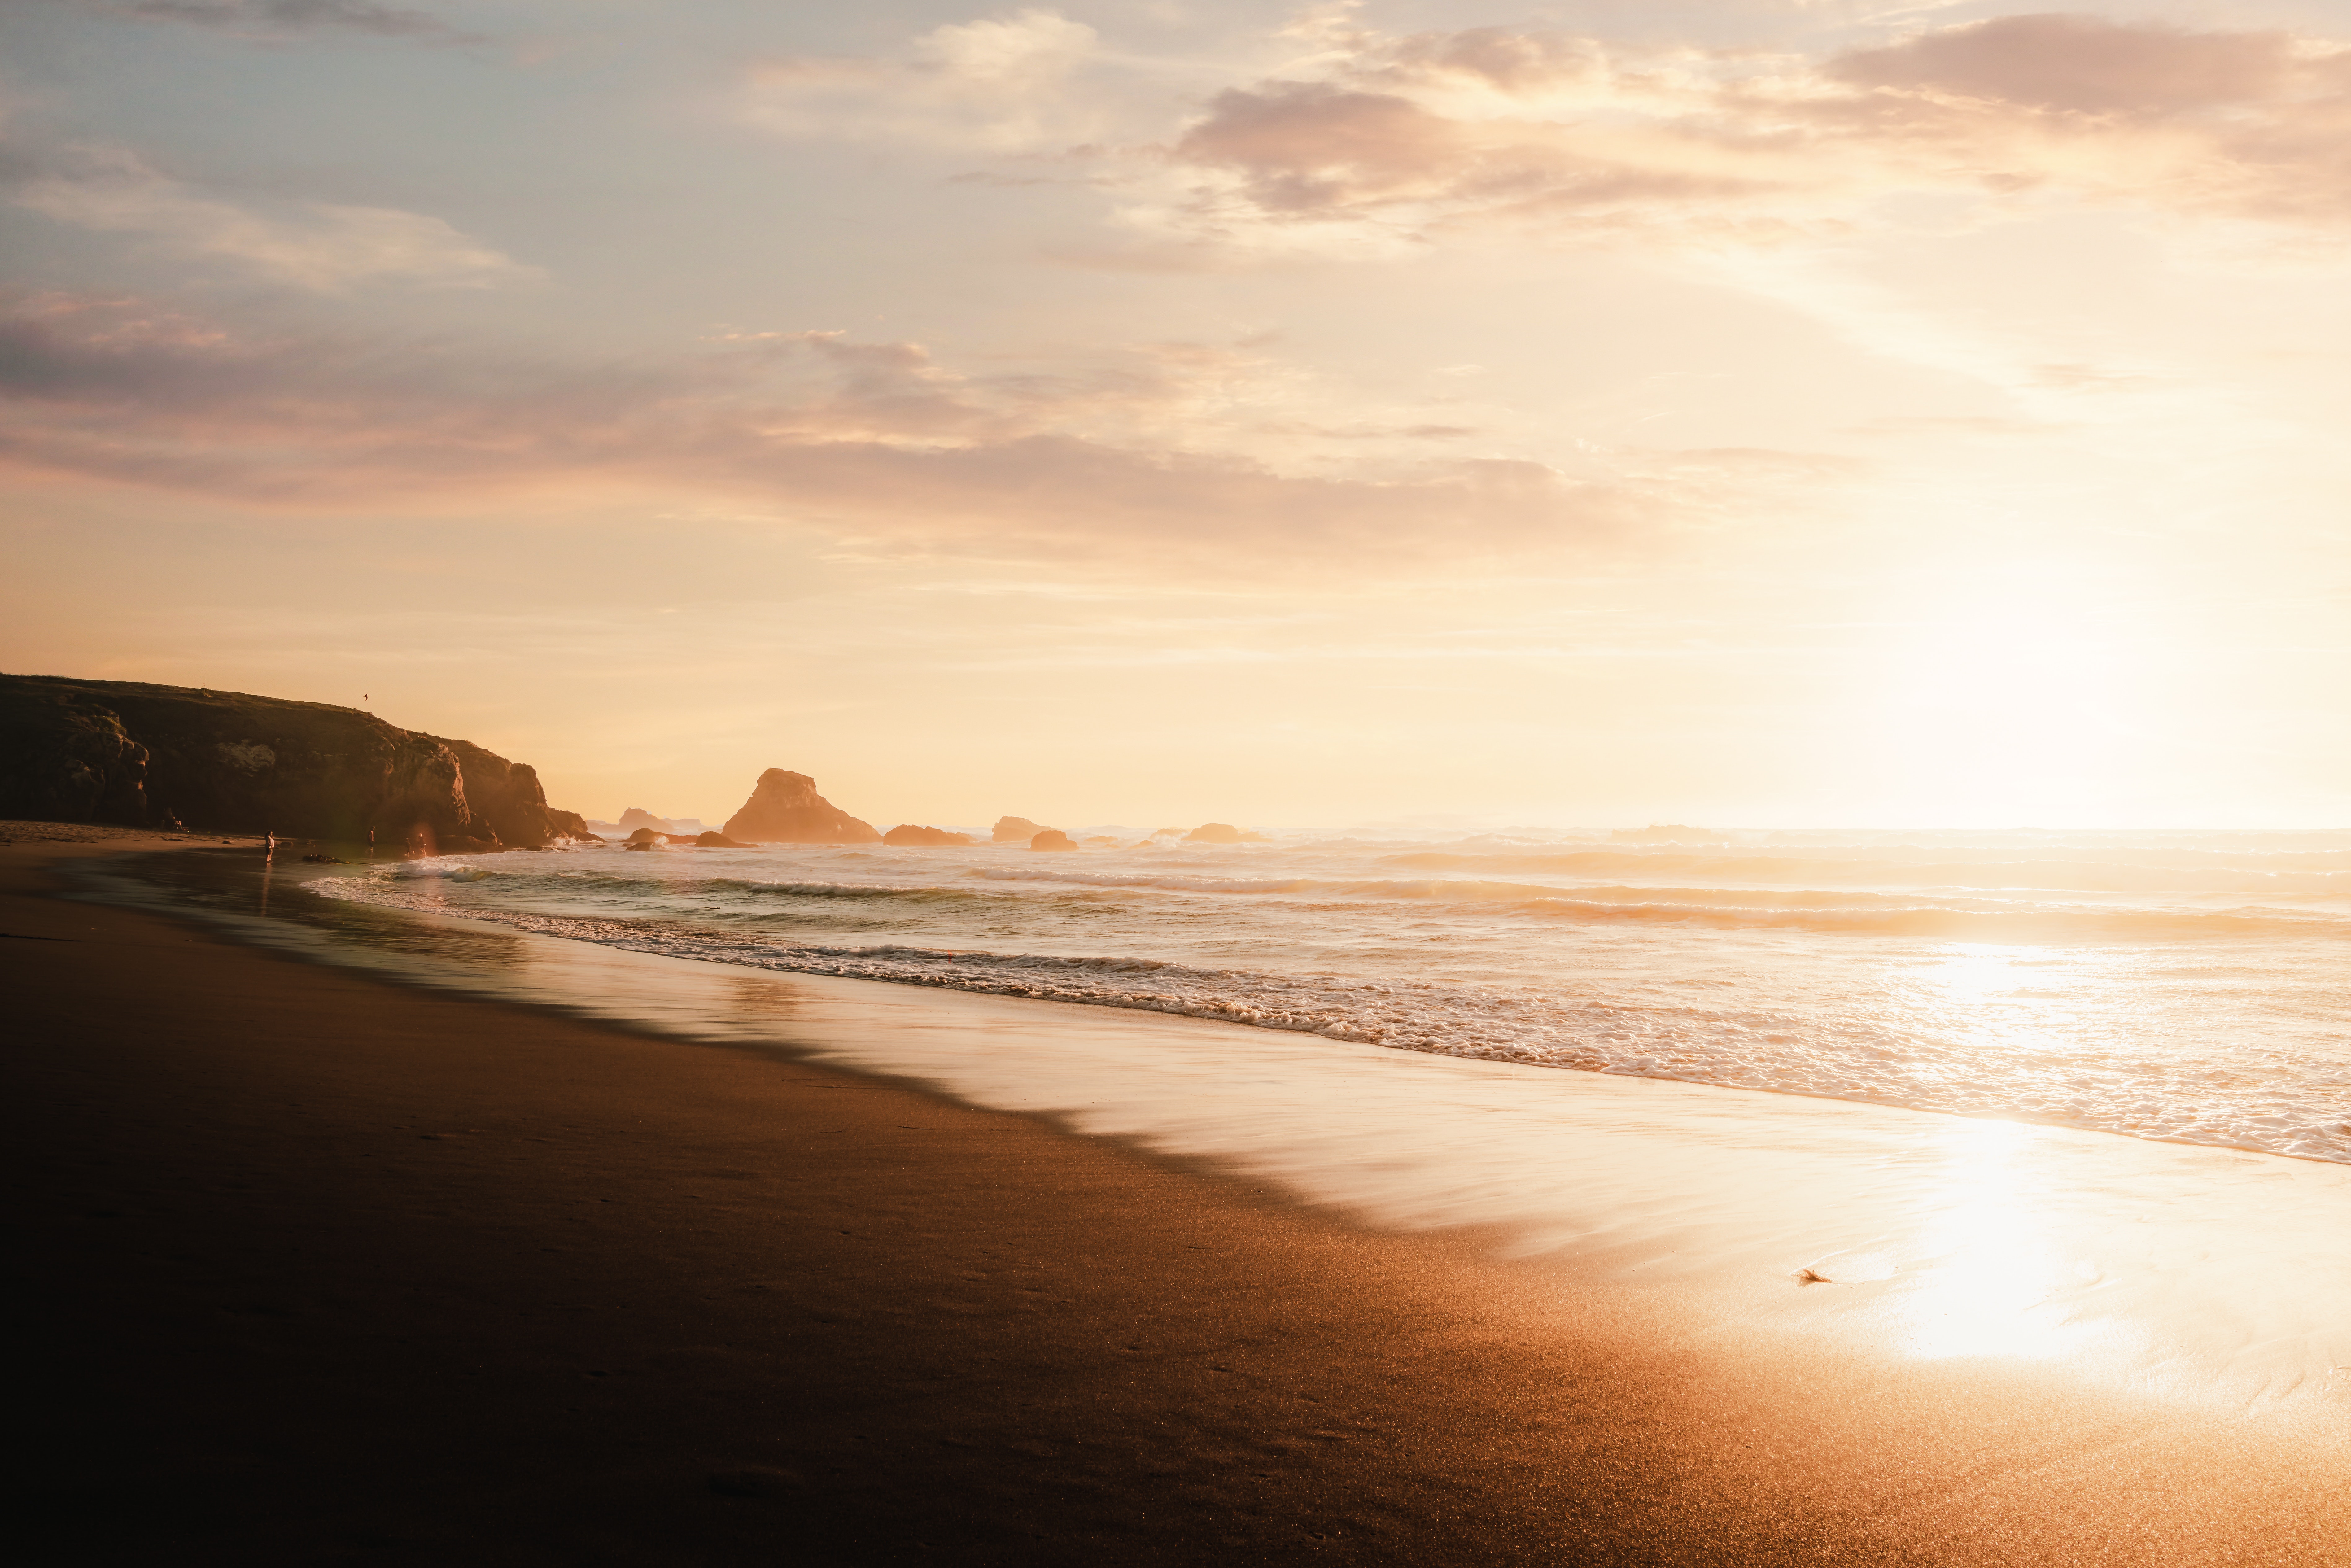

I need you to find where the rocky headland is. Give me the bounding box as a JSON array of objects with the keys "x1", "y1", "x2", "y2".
[
  {"x1": 722, "y1": 770, "x2": 880, "y2": 845},
  {"x1": 0, "y1": 674, "x2": 595, "y2": 851}
]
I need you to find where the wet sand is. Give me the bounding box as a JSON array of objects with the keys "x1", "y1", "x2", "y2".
[{"x1": 7, "y1": 827, "x2": 2347, "y2": 1564}]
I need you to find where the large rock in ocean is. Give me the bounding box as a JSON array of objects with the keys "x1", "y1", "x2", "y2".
[
  {"x1": 721, "y1": 770, "x2": 880, "y2": 845},
  {"x1": 992, "y1": 815, "x2": 1048, "y2": 843},
  {"x1": 617, "y1": 807, "x2": 675, "y2": 834},
  {"x1": 0, "y1": 673, "x2": 596, "y2": 851},
  {"x1": 1030, "y1": 829, "x2": 1077, "y2": 852},
  {"x1": 884, "y1": 824, "x2": 973, "y2": 846}
]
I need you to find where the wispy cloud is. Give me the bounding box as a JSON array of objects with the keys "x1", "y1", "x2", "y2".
[
  {"x1": 744, "y1": 8, "x2": 1112, "y2": 152},
  {"x1": 0, "y1": 292, "x2": 1838, "y2": 571},
  {"x1": 82, "y1": 0, "x2": 470, "y2": 42},
  {"x1": 14, "y1": 146, "x2": 540, "y2": 291}
]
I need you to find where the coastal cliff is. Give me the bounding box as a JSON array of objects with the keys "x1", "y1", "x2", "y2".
[{"x1": 0, "y1": 674, "x2": 595, "y2": 850}]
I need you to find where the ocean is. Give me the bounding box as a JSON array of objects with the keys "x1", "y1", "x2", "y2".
[{"x1": 293, "y1": 827, "x2": 2351, "y2": 1167}]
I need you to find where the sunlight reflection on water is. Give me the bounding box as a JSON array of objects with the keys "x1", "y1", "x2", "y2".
[{"x1": 312, "y1": 836, "x2": 2351, "y2": 1163}]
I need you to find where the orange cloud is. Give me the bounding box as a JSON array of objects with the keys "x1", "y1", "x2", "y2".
[
  {"x1": 743, "y1": 8, "x2": 1111, "y2": 152},
  {"x1": 1824, "y1": 15, "x2": 2301, "y2": 116},
  {"x1": 1147, "y1": 14, "x2": 2351, "y2": 248}
]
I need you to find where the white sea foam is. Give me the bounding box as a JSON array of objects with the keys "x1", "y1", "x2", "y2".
[{"x1": 307, "y1": 829, "x2": 2351, "y2": 1165}]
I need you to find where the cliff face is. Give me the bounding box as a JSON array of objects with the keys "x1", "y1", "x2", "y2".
[
  {"x1": 722, "y1": 770, "x2": 879, "y2": 845},
  {"x1": 432, "y1": 736, "x2": 595, "y2": 850},
  {"x1": 1, "y1": 692, "x2": 151, "y2": 825},
  {"x1": 0, "y1": 674, "x2": 593, "y2": 850}
]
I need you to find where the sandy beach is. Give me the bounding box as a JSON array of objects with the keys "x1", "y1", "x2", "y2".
[
  {"x1": 8, "y1": 827, "x2": 2347, "y2": 1565},
  {"x1": 17, "y1": 4, "x2": 2351, "y2": 1560}
]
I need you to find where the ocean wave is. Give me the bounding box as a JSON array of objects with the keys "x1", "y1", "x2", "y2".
[
  {"x1": 392, "y1": 863, "x2": 498, "y2": 883},
  {"x1": 308, "y1": 873, "x2": 2351, "y2": 1166},
  {"x1": 738, "y1": 879, "x2": 977, "y2": 902},
  {"x1": 418, "y1": 867, "x2": 990, "y2": 905},
  {"x1": 972, "y1": 867, "x2": 1332, "y2": 895},
  {"x1": 965, "y1": 867, "x2": 2351, "y2": 934},
  {"x1": 1510, "y1": 897, "x2": 2351, "y2": 940},
  {"x1": 1385, "y1": 851, "x2": 2351, "y2": 892},
  {"x1": 395, "y1": 855, "x2": 2351, "y2": 943}
]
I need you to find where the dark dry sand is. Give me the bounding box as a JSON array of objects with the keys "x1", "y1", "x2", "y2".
[{"x1": 6, "y1": 826, "x2": 2345, "y2": 1565}]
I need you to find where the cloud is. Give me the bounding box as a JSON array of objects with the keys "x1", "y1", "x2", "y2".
[
  {"x1": 0, "y1": 293, "x2": 1830, "y2": 572},
  {"x1": 744, "y1": 8, "x2": 1110, "y2": 152},
  {"x1": 14, "y1": 147, "x2": 541, "y2": 291},
  {"x1": 85, "y1": 0, "x2": 467, "y2": 41},
  {"x1": 1135, "y1": 13, "x2": 2351, "y2": 253},
  {"x1": 1824, "y1": 14, "x2": 2297, "y2": 116}
]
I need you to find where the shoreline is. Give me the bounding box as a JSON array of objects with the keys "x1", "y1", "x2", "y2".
[
  {"x1": 271, "y1": 847, "x2": 2351, "y2": 1172},
  {"x1": 295, "y1": 835, "x2": 2351, "y2": 1169},
  {"x1": 10, "y1": 825, "x2": 2348, "y2": 1563},
  {"x1": 69, "y1": 831, "x2": 2351, "y2": 1419}
]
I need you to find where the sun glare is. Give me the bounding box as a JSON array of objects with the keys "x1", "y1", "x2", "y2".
[{"x1": 1869, "y1": 572, "x2": 2153, "y2": 825}]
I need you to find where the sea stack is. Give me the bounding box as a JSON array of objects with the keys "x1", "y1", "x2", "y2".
[
  {"x1": 721, "y1": 769, "x2": 881, "y2": 845},
  {"x1": 884, "y1": 824, "x2": 974, "y2": 847},
  {"x1": 992, "y1": 815, "x2": 1047, "y2": 844},
  {"x1": 1030, "y1": 829, "x2": 1077, "y2": 851}
]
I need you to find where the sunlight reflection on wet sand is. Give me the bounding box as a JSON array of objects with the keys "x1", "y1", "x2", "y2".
[
  {"x1": 85, "y1": 858, "x2": 2351, "y2": 1425},
  {"x1": 1896, "y1": 1121, "x2": 2102, "y2": 1362}
]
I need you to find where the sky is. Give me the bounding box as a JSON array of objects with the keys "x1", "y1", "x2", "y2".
[{"x1": 6, "y1": 0, "x2": 2351, "y2": 830}]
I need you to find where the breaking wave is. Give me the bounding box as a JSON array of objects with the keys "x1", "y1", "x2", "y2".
[{"x1": 310, "y1": 833, "x2": 2351, "y2": 1166}]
